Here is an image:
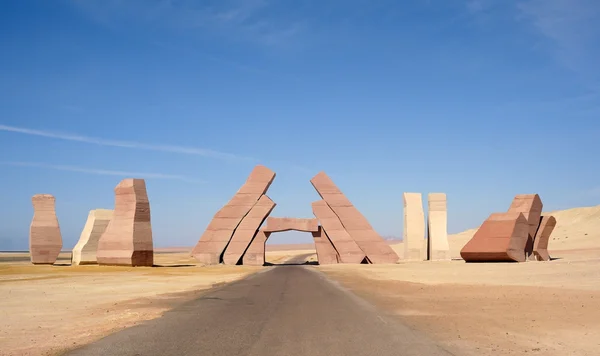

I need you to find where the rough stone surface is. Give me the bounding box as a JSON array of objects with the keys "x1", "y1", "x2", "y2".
[
  {"x1": 507, "y1": 194, "x2": 543, "y2": 259},
  {"x1": 29, "y1": 194, "x2": 63, "y2": 265},
  {"x1": 460, "y1": 212, "x2": 529, "y2": 262},
  {"x1": 96, "y1": 179, "x2": 154, "y2": 267},
  {"x1": 403, "y1": 193, "x2": 426, "y2": 261},
  {"x1": 427, "y1": 193, "x2": 450, "y2": 261},
  {"x1": 310, "y1": 172, "x2": 399, "y2": 264},
  {"x1": 311, "y1": 200, "x2": 366, "y2": 264},
  {"x1": 72, "y1": 209, "x2": 113, "y2": 265},
  {"x1": 532, "y1": 215, "x2": 557, "y2": 261},
  {"x1": 222, "y1": 195, "x2": 276, "y2": 265},
  {"x1": 264, "y1": 217, "x2": 319, "y2": 232},
  {"x1": 312, "y1": 226, "x2": 339, "y2": 265},
  {"x1": 242, "y1": 230, "x2": 270, "y2": 266},
  {"x1": 192, "y1": 165, "x2": 276, "y2": 265}
]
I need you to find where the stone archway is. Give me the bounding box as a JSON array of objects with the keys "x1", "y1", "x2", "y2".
[{"x1": 242, "y1": 217, "x2": 339, "y2": 266}]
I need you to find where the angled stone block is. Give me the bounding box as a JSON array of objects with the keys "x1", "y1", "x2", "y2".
[
  {"x1": 264, "y1": 217, "x2": 319, "y2": 233},
  {"x1": 427, "y1": 193, "x2": 450, "y2": 261},
  {"x1": 460, "y1": 212, "x2": 529, "y2": 262},
  {"x1": 532, "y1": 215, "x2": 556, "y2": 261},
  {"x1": 29, "y1": 194, "x2": 63, "y2": 265},
  {"x1": 507, "y1": 194, "x2": 543, "y2": 259},
  {"x1": 311, "y1": 200, "x2": 366, "y2": 264},
  {"x1": 403, "y1": 193, "x2": 426, "y2": 261},
  {"x1": 72, "y1": 209, "x2": 113, "y2": 265},
  {"x1": 222, "y1": 195, "x2": 276, "y2": 265},
  {"x1": 242, "y1": 230, "x2": 270, "y2": 266},
  {"x1": 192, "y1": 165, "x2": 276, "y2": 265},
  {"x1": 312, "y1": 226, "x2": 339, "y2": 265},
  {"x1": 97, "y1": 179, "x2": 154, "y2": 267},
  {"x1": 311, "y1": 172, "x2": 399, "y2": 264}
]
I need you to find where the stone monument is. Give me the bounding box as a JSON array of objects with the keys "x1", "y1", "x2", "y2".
[
  {"x1": 29, "y1": 194, "x2": 63, "y2": 265},
  {"x1": 71, "y1": 209, "x2": 113, "y2": 265}
]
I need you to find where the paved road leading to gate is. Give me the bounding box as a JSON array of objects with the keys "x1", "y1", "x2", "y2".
[{"x1": 63, "y1": 267, "x2": 456, "y2": 356}]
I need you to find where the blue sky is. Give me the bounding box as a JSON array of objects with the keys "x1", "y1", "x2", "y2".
[{"x1": 1, "y1": 0, "x2": 599, "y2": 250}]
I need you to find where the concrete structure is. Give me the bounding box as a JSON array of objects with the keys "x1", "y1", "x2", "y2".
[
  {"x1": 311, "y1": 200, "x2": 366, "y2": 263},
  {"x1": 222, "y1": 195, "x2": 276, "y2": 265},
  {"x1": 242, "y1": 230, "x2": 269, "y2": 266},
  {"x1": 71, "y1": 209, "x2": 113, "y2": 265},
  {"x1": 403, "y1": 193, "x2": 426, "y2": 261},
  {"x1": 311, "y1": 172, "x2": 399, "y2": 264},
  {"x1": 460, "y1": 212, "x2": 529, "y2": 262},
  {"x1": 264, "y1": 217, "x2": 319, "y2": 233},
  {"x1": 192, "y1": 165, "x2": 275, "y2": 265},
  {"x1": 29, "y1": 194, "x2": 63, "y2": 264},
  {"x1": 532, "y1": 215, "x2": 557, "y2": 261},
  {"x1": 427, "y1": 193, "x2": 450, "y2": 261},
  {"x1": 97, "y1": 179, "x2": 154, "y2": 267},
  {"x1": 508, "y1": 194, "x2": 543, "y2": 259},
  {"x1": 312, "y1": 226, "x2": 339, "y2": 264}
]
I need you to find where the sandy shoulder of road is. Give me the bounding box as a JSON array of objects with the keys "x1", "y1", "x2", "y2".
[
  {"x1": 319, "y1": 248, "x2": 600, "y2": 356},
  {"x1": 0, "y1": 252, "x2": 261, "y2": 356}
]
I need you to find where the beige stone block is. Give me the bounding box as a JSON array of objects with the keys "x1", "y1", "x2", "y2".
[
  {"x1": 71, "y1": 209, "x2": 113, "y2": 265},
  {"x1": 427, "y1": 193, "x2": 450, "y2": 261},
  {"x1": 403, "y1": 192, "x2": 426, "y2": 261}
]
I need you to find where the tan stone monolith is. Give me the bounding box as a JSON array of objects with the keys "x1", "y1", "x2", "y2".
[
  {"x1": 312, "y1": 226, "x2": 339, "y2": 264},
  {"x1": 222, "y1": 195, "x2": 276, "y2": 265},
  {"x1": 242, "y1": 230, "x2": 270, "y2": 266},
  {"x1": 403, "y1": 193, "x2": 426, "y2": 261},
  {"x1": 532, "y1": 215, "x2": 556, "y2": 261},
  {"x1": 29, "y1": 194, "x2": 63, "y2": 265},
  {"x1": 311, "y1": 200, "x2": 366, "y2": 264},
  {"x1": 96, "y1": 179, "x2": 154, "y2": 267},
  {"x1": 192, "y1": 165, "x2": 275, "y2": 265},
  {"x1": 264, "y1": 217, "x2": 319, "y2": 232},
  {"x1": 71, "y1": 209, "x2": 113, "y2": 265},
  {"x1": 427, "y1": 193, "x2": 450, "y2": 261},
  {"x1": 310, "y1": 172, "x2": 399, "y2": 264},
  {"x1": 460, "y1": 212, "x2": 529, "y2": 262},
  {"x1": 507, "y1": 194, "x2": 543, "y2": 259}
]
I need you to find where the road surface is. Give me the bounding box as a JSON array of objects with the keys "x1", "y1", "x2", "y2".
[{"x1": 63, "y1": 266, "x2": 455, "y2": 356}]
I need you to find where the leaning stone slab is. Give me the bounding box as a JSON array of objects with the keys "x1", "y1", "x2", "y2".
[
  {"x1": 311, "y1": 172, "x2": 399, "y2": 264},
  {"x1": 264, "y1": 217, "x2": 319, "y2": 232},
  {"x1": 507, "y1": 194, "x2": 543, "y2": 259},
  {"x1": 192, "y1": 165, "x2": 275, "y2": 265},
  {"x1": 427, "y1": 193, "x2": 450, "y2": 261},
  {"x1": 30, "y1": 194, "x2": 63, "y2": 265},
  {"x1": 311, "y1": 200, "x2": 366, "y2": 264},
  {"x1": 97, "y1": 179, "x2": 154, "y2": 267},
  {"x1": 460, "y1": 212, "x2": 529, "y2": 262},
  {"x1": 242, "y1": 230, "x2": 270, "y2": 266},
  {"x1": 71, "y1": 209, "x2": 113, "y2": 265},
  {"x1": 312, "y1": 226, "x2": 339, "y2": 264},
  {"x1": 403, "y1": 193, "x2": 426, "y2": 261},
  {"x1": 532, "y1": 215, "x2": 556, "y2": 261},
  {"x1": 222, "y1": 195, "x2": 276, "y2": 265}
]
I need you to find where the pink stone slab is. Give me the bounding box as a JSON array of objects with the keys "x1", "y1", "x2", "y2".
[
  {"x1": 96, "y1": 179, "x2": 154, "y2": 267},
  {"x1": 192, "y1": 165, "x2": 275, "y2": 265},
  {"x1": 311, "y1": 200, "x2": 366, "y2": 264},
  {"x1": 29, "y1": 194, "x2": 62, "y2": 265},
  {"x1": 222, "y1": 195, "x2": 276, "y2": 265},
  {"x1": 310, "y1": 172, "x2": 399, "y2": 264},
  {"x1": 263, "y1": 217, "x2": 319, "y2": 233},
  {"x1": 312, "y1": 226, "x2": 339, "y2": 265},
  {"x1": 532, "y1": 215, "x2": 556, "y2": 261},
  {"x1": 242, "y1": 230, "x2": 270, "y2": 266}
]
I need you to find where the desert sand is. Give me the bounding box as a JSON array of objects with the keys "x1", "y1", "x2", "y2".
[
  {"x1": 2, "y1": 205, "x2": 599, "y2": 356},
  {"x1": 319, "y1": 205, "x2": 600, "y2": 356}
]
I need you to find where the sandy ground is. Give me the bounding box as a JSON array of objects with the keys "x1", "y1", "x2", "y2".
[{"x1": 318, "y1": 205, "x2": 600, "y2": 356}]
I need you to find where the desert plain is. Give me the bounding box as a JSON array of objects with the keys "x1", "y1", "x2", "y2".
[{"x1": 1, "y1": 205, "x2": 599, "y2": 356}]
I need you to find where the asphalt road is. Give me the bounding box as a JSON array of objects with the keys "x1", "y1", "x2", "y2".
[{"x1": 63, "y1": 267, "x2": 455, "y2": 356}]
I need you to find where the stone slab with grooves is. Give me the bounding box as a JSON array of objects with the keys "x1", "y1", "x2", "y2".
[
  {"x1": 312, "y1": 226, "x2": 339, "y2": 264},
  {"x1": 29, "y1": 194, "x2": 63, "y2": 265},
  {"x1": 71, "y1": 209, "x2": 113, "y2": 265}
]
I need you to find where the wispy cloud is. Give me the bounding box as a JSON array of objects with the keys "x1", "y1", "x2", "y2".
[
  {"x1": 0, "y1": 124, "x2": 253, "y2": 161},
  {"x1": 517, "y1": 0, "x2": 600, "y2": 78},
  {"x1": 1, "y1": 161, "x2": 202, "y2": 183},
  {"x1": 70, "y1": 0, "x2": 307, "y2": 48}
]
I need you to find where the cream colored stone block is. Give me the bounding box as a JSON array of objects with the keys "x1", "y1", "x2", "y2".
[
  {"x1": 71, "y1": 209, "x2": 113, "y2": 265},
  {"x1": 403, "y1": 193, "x2": 426, "y2": 261},
  {"x1": 427, "y1": 193, "x2": 450, "y2": 261}
]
